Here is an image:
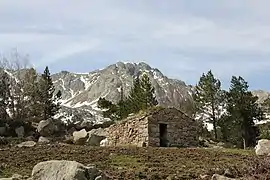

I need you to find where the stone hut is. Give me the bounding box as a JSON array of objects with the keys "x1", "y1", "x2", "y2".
[{"x1": 105, "y1": 107, "x2": 199, "y2": 147}]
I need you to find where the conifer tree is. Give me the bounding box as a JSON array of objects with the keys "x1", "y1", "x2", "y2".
[
  {"x1": 225, "y1": 76, "x2": 263, "y2": 148},
  {"x1": 193, "y1": 70, "x2": 224, "y2": 140},
  {"x1": 0, "y1": 70, "x2": 11, "y2": 122},
  {"x1": 22, "y1": 68, "x2": 42, "y2": 122},
  {"x1": 39, "y1": 66, "x2": 61, "y2": 121},
  {"x1": 141, "y1": 73, "x2": 158, "y2": 109},
  {"x1": 127, "y1": 76, "x2": 144, "y2": 113}
]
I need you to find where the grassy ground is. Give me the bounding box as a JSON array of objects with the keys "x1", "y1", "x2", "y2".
[{"x1": 0, "y1": 144, "x2": 262, "y2": 179}]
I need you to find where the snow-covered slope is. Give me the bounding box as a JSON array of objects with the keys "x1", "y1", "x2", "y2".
[{"x1": 52, "y1": 62, "x2": 193, "y2": 124}]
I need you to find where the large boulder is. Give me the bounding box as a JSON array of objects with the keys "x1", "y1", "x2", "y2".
[
  {"x1": 73, "y1": 129, "x2": 89, "y2": 145},
  {"x1": 15, "y1": 126, "x2": 25, "y2": 138},
  {"x1": 37, "y1": 120, "x2": 55, "y2": 137},
  {"x1": 31, "y1": 160, "x2": 107, "y2": 180},
  {"x1": 255, "y1": 139, "x2": 270, "y2": 156},
  {"x1": 17, "y1": 141, "x2": 36, "y2": 148},
  {"x1": 87, "y1": 128, "x2": 107, "y2": 146}
]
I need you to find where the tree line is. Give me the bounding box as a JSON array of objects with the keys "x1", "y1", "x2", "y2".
[
  {"x1": 0, "y1": 56, "x2": 61, "y2": 126},
  {"x1": 193, "y1": 70, "x2": 264, "y2": 149}
]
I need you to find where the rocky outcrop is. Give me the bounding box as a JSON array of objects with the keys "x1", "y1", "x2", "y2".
[
  {"x1": 73, "y1": 129, "x2": 89, "y2": 145},
  {"x1": 50, "y1": 62, "x2": 193, "y2": 124},
  {"x1": 31, "y1": 160, "x2": 107, "y2": 180},
  {"x1": 37, "y1": 120, "x2": 55, "y2": 137},
  {"x1": 255, "y1": 139, "x2": 270, "y2": 156},
  {"x1": 87, "y1": 128, "x2": 107, "y2": 146}
]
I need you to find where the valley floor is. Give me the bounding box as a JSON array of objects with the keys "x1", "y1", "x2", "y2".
[{"x1": 0, "y1": 144, "x2": 263, "y2": 179}]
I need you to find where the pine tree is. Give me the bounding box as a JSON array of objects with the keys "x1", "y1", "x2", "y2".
[
  {"x1": 141, "y1": 73, "x2": 158, "y2": 110},
  {"x1": 39, "y1": 66, "x2": 61, "y2": 121},
  {"x1": 117, "y1": 86, "x2": 129, "y2": 119},
  {"x1": 127, "y1": 76, "x2": 144, "y2": 113},
  {"x1": 0, "y1": 70, "x2": 11, "y2": 122},
  {"x1": 193, "y1": 70, "x2": 224, "y2": 140},
  {"x1": 22, "y1": 68, "x2": 43, "y2": 122},
  {"x1": 225, "y1": 76, "x2": 263, "y2": 148},
  {"x1": 127, "y1": 74, "x2": 158, "y2": 113}
]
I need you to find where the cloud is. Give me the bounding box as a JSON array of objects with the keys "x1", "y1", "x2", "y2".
[{"x1": 0, "y1": 0, "x2": 270, "y2": 89}]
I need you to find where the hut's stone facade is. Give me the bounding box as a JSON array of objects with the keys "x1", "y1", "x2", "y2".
[{"x1": 106, "y1": 107, "x2": 199, "y2": 147}]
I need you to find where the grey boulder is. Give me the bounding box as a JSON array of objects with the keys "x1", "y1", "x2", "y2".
[
  {"x1": 31, "y1": 160, "x2": 107, "y2": 180},
  {"x1": 73, "y1": 129, "x2": 89, "y2": 145},
  {"x1": 255, "y1": 139, "x2": 270, "y2": 156},
  {"x1": 37, "y1": 120, "x2": 55, "y2": 137}
]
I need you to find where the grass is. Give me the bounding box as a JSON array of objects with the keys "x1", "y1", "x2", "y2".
[{"x1": 0, "y1": 145, "x2": 262, "y2": 179}]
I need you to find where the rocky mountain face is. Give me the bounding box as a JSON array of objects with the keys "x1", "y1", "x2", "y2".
[
  {"x1": 252, "y1": 90, "x2": 270, "y2": 104},
  {"x1": 52, "y1": 62, "x2": 193, "y2": 124}
]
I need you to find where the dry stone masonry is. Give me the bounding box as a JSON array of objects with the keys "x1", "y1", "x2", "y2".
[{"x1": 106, "y1": 107, "x2": 199, "y2": 147}]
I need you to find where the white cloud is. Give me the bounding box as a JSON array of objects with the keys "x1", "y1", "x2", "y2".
[{"x1": 0, "y1": 0, "x2": 270, "y2": 89}]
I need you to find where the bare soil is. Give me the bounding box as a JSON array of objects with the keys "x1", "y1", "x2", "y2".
[{"x1": 0, "y1": 144, "x2": 261, "y2": 179}]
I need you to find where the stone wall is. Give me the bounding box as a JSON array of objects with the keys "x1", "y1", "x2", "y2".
[
  {"x1": 106, "y1": 107, "x2": 199, "y2": 147},
  {"x1": 106, "y1": 115, "x2": 149, "y2": 147},
  {"x1": 148, "y1": 108, "x2": 199, "y2": 147}
]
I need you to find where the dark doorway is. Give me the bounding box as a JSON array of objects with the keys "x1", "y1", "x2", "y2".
[{"x1": 159, "y1": 123, "x2": 168, "y2": 147}]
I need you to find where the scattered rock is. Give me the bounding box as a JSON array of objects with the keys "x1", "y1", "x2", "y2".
[
  {"x1": 73, "y1": 129, "x2": 89, "y2": 145},
  {"x1": 100, "y1": 138, "x2": 108, "y2": 147},
  {"x1": 15, "y1": 126, "x2": 24, "y2": 138},
  {"x1": 37, "y1": 119, "x2": 55, "y2": 137},
  {"x1": 87, "y1": 128, "x2": 107, "y2": 146},
  {"x1": 255, "y1": 139, "x2": 270, "y2": 156},
  {"x1": 87, "y1": 134, "x2": 106, "y2": 146},
  {"x1": 224, "y1": 169, "x2": 234, "y2": 178},
  {"x1": 38, "y1": 136, "x2": 50, "y2": 144},
  {"x1": 17, "y1": 141, "x2": 36, "y2": 148},
  {"x1": 212, "y1": 174, "x2": 237, "y2": 180},
  {"x1": 31, "y1": 160, "x2": 107, "y2": 180}
]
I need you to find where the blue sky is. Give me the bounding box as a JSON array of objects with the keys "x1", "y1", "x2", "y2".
[{"x1": 0, "y1": 1, "x2": 270, "y2": 90}]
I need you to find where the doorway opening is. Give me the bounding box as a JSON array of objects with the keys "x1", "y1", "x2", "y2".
[{"x1": 159, "y1": 123, "x2": 168, "y2": 147}]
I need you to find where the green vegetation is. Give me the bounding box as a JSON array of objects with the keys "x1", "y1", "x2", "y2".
[
  {"x1": 0, "y1": 56, "x2": 61, "y2": 125},
  {"x1": 0, "y1": 145, "x2": 263, "y2": 179},
  {"x1": 194, "y1": 71, "x2": 265, "y2": 149},
  {"x1": 98, "y1": 73, "x2": 158, "y2": 121}
]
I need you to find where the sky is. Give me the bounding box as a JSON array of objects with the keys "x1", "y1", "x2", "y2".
[{"x1": 0, "y1": 1, "x2": 270, "y2": 90}]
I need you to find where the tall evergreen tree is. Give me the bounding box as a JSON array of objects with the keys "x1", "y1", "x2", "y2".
[
  {"x1": 128, "y1": 74, "x2": 158, "y2": 113},
  {"x1": 22, "y1": 68, "x2": 43, "y2": 122},
  {"x1": 127, "y1": 76, "x2": 144, "y2": 113},
  {"x1": 225, "y1": 76, "x2": 263, "y2": 148},
  {"x1": 39, "y1": 66, "x2": 61, "y2": 121},
  {"x1": 193, "y1": 70, "x2": 224, "y2": 140},
  {"x1": 0, "y1": 70, "x2": 11, "y2": 122},
  {"x1": 140, "y1": 73, "x2": 158, "y2": 110}
]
